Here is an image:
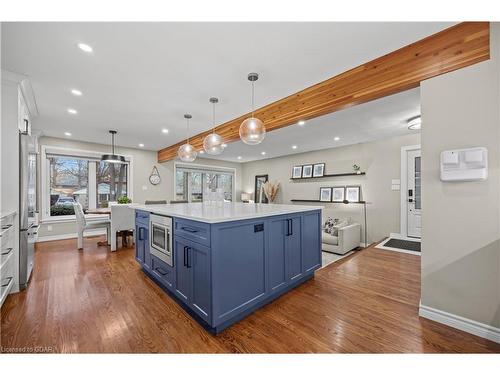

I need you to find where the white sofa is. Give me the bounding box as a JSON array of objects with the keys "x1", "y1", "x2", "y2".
[{"x1": 322, "y1": 223, "x2": 361, "y2": 255}]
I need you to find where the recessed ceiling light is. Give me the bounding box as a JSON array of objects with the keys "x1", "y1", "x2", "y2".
[
  {"x1": 71, "y1": 89, "x2": 82, "y2": 96},
  {"x1": 78, "y1": 43, "x2": 93, "y2": 53},
  {"x1": 334, "y1": 136, "x2": 340, "y2": 141},
  {"x1": 221, "y1": 143, "x2": 227, "y2": 148},
  {"x1": 297, "y1": 120, "x2": 306, "y2": 126},
  {"x1": 67, "y1": 108, "x2": 77, "y2": 115},
  {"x1": 138, "y1": 143, "x2": 144, "y2": 148},
  {"x1": 407, "y1": 116, "x2": 422, "y2": 130},
  {"x1": 162, "y1": 128, "x2": 169, "y2": 134},
  {"x1": 261, "y1": 151, "x2": 266, "y2": 156},
  {"x1": 199, "y1": 150, "x2": 205, "y2": 154},
  {"x1": 237, "y1": 156, "x2": 242, "y2": 160},
  {"x1": 292, "y1": 145, "x2": 298, "y2": 149},
  {"x1": 64, "y1": 132, "x2": 72, "y2": 136}
]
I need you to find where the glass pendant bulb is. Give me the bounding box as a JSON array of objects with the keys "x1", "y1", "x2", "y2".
[
  {"x1": 239, "y1": 117, "x2": 266, "y2": 145},
  {"x1": 203, "y1": 97, "x2": 224, "y2": 155},
  {"x1": 177, "y1": 114, "x2": 197, "y2": 162},
  {"x1": 239, "y1": 73, "x2": 265, "y2": 145}
]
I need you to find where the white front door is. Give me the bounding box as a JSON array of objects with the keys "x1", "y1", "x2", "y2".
[{"x1": 407, "y1": 149, "x2": 422, "y2": 238}]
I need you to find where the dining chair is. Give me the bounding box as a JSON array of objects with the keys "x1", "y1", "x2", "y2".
[
  {"x1": 109, "y1": 203, "x2": 135, "y2": 251},
  {"x1": 73, "y1": 203, "x2": 111, "y2": 250}
]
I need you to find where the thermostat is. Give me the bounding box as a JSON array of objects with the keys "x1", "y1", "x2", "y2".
[{"x1": 440, "y1": 147, "x2": 488, "y2": 182}]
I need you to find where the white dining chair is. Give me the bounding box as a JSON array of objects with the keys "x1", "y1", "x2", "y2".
[
  {"x1": 73, "y1": 203, "x2": 111, "y2": 249},
  {"x1": 109, "y1": 203, "x2": 135, "y2": 251}
]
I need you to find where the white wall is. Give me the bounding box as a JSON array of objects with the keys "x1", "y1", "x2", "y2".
[
  {"x1": 37, "y1": 136, "x2": 242, "y2": 239},
  {"x1": 420, "y1": 23, "x2": 500, "y2": 330},
  {"x1": 241, "y1": 133, "x2": 420, "y2": 244}
]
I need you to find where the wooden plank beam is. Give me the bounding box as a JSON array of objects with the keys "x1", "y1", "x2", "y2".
[{"x1": 158, "y1": 22, "x2": 490, "y2": 162}]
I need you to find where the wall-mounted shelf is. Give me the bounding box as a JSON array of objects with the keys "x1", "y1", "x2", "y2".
[
  {"x1": 291, "y1": 199, "x2": 366, "y2": 204},
  {"x1": 290, "y1": 172, "x2": 365, "y2": 181}
]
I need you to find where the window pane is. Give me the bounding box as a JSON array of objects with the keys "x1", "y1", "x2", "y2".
[
  {"x1": 49, "y1": 156, "x2": 88, "y2": 216},
  {"x1": 190, "y1": 172, "x2": 203, "y2": 202},
  {"x1": 175, "y1": 170, "x2": 188, "y2": 200},
  {"x1": 218, "y1": 173, "x2": 233, "y2": 201},
  {"x1": 96, "y1": 161, "x2": 128, "y2": 207}
]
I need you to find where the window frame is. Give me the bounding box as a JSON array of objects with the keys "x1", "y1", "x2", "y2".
[
  {"x1": 173, "y1": 162, "x2": 236, "y2": 203},
  {"x1": 40, "y1": 145, "x2": 133, "y2": 223}
]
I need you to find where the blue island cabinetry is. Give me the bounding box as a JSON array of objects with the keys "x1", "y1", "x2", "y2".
[{"x1": 135, "y1": 208, "x2": 321, "y2": 333}]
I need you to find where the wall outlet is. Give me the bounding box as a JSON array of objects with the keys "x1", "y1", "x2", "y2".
[
  {"x1": 142, "y1": 185, "x2": 148, "y2": 191},
  {"x1": 47, "y1": 225, "x2": 53, "y2": 231}
]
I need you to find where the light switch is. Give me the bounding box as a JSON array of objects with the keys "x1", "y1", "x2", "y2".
[
  {"x1": 391, "y1": 179, "x2": 400, "y2": 185},
  {"x1": 465, "y1": 149, "x2": 483, "y2": 163},
  {"x1": 442, "y1": 151, "x2": 459, "y2": 165},
  {"x1": 142, "y1": 185, "x2": 148, "y2": 191},
  {"x1": 391, "y1": 184, "x2": 400, "y2": 191}
]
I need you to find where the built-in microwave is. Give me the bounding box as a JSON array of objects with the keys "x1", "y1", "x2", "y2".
[{"x1": 149, "y1": 214, "x2": 173, "y2": 266}]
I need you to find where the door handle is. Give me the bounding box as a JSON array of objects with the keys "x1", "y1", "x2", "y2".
[
  {"x1": 183, "y1": 246, "x2": 188, "y2": 267},
  {"x1": 1, "y1": 248, "x2": 13, "y2": 256},
  {"x1": 155, "y1": 267, "x2": 168, "y2": 276},
  {"x1": 290, "y1": 219, "x2": 293, "y2": 236},
  {"x1": 186, "y1": 247, "x2": 192, "y2": 269}
]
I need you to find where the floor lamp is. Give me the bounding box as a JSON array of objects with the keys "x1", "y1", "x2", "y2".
[{"x1": 343, "y1": 199, "x2": 368, "y2": 248}]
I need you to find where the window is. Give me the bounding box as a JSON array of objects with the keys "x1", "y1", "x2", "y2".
[
  {"x1": 42, "y1": 147, "x2": 131, "y2": 219},
  {"x1": 174, "y1": 164, "x2": 235, "y2": 202},
  {"x1": 49, "y1": 156, "x2": 89, "y2": 216},
  {"x1": 96, "y1": 161, "x2": 128, "y2": 208}
]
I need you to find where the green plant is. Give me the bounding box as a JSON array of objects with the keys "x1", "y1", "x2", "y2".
[
  {"x1": 117, "y1": 195, "x2": 132, "y2": 204},
  {"x1": 353, "y1": 164, "x2": 361, "y2": 172}
]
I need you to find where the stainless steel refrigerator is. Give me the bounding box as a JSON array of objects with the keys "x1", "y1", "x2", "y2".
[{"x1": 19, "y1": 121, "x2": 38, "y2": 290}]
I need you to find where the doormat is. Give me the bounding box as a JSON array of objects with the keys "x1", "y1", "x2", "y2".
[{"x1": 382, "y1": 238, "x2": 421, "y2": 252}]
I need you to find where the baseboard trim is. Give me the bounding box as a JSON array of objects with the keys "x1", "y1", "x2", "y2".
[
  {"x1": 36, "y1": 229, "x2": 106, "y2": 243},
  {"x1": 419, "y1": 303, "x2": 500, "y2": 344}
]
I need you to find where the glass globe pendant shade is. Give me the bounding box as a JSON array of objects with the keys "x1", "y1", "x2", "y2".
[
  {"x1": 239, "y1": 117, "x2": 266, "y2": 145},
  {"x1": 178, "y1": 143, "x2": 197, "y2": 162},
  {"x1": 203, "y1": 132, "x2": 224, "y2": 155}
]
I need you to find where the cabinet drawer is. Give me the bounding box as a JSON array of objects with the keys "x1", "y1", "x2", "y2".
[
  {"x1": 135, "y1": 210, "x2": 150, "y2": 225},
  {"x1": 151, "y1": 254, "x2": 174, "y2": 290},
  {"x1": 0, "y1": 274, "x2": 14, "y2": 307},
  {"x1": 0, "y1": 245, "x2": 15, "y2": 270},
  {"x1": 174, "y1": 218, "x2": 210, "y2": 247},
  {"x1": 0, "y1": 224, "x2": 15, "y2": 252}
]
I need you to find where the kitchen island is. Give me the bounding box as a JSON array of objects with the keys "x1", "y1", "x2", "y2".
[{"x1": 133, "y1": 202, "x2": 322, "y2": 333}]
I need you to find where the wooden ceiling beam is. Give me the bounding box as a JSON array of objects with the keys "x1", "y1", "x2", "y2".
[{"x1": 158, "y1": 22, "x2": 490, "y2": 162}]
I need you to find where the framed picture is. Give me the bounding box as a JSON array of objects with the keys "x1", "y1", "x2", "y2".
[
  {"x1": 302, "y1": 164, "x2": 313, "y2": 178},
  {"x1": 331, "y1": 186, "x2": 345, "y2": 202},
  {"x1": 313, "y1": 163, "x2": 325, "y2": 177},
  {"x1": 291, "y1": 165, "x2": 303, "y2": 179},
  {"x1": 254, "y1": 174, "x2": 269, "y2": 203},
  {"x1": 345, "y1": 185, "x2": 361, "y2": 202},
  {"x1": 319, "y1": 187, "x2": 332, "y2": 202}
]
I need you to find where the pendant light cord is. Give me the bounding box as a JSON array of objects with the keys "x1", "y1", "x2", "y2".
[
  {"x1": 111, "y1": 132, "x2": 115, "y2": 155},
  {"x1": 251, "y1": 81, "x2": 255, "y2": 118},
  {"x1": 213, "y1": 101, "x2": 216, "y2": 134},
  {"x1": 186, "y1": 117, "x2": 190, "y2": 144}
]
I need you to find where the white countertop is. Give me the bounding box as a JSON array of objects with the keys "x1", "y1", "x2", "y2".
[{"x1": 132, "y1": 202, "x2": 322, "y2": 224}]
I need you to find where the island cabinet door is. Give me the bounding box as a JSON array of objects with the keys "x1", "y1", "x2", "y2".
[
  {"x1": 267, "y1": 216, "x2": 287, "y2": 293},
  {"x1": 174, "y1": 236, "x2": 212, "y2": 324},
  {"x1": 301, "y1": 210, "x2": 322, "y2": 273},
  {"x1": 286, "y1": 215, "x2": 303, "y2": 281},
  {"x1": 211, "y1": 219, "x2": 266, "y2": 327},
  {"x1": 135, "y1": 224, "x2": 146, "y2": 265},
  {"x1": 143, "y1": 225, "x2": 151, "y2": 271},
  {"x1": 174, "y1": 237, "x2": 191, "y2": 304},
  {"x1": 189, "y1": 242, "x2": 211, "y2": 323}
]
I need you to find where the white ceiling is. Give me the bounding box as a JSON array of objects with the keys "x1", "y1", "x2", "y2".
[
  {"x1": 201, "y1": 87, "x2": 421, "y2": 163},
  {"x1": 2, "y1": 22, "x2": 450, "y2": 152}
]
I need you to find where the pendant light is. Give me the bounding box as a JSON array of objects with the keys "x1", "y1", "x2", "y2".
[
  {"x1": 239, "y1": 72, "x2": 266, "y2": 145},
  {"x1": 178, "y1": 114, "x2": 198, "y2": 162},
  {"x1": 203, "y1": 97, "x2": 224, "y2": 155},
  {"x1": 101, "y1": 130, "x2": 126, "y2": 163}
]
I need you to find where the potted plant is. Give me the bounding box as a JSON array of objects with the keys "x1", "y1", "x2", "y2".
[
  {"x1": 353, "y1": 164, "x2": 361, "y2": 174},
  {"x1": 117, "y1": 195, "x2": 132, "y2": 204}
]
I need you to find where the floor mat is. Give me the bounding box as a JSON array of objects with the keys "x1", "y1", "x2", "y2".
[{"x1": 383, "y1": 238, "x2": 421, "y2": 252}]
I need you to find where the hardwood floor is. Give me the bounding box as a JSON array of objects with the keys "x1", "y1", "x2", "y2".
[{"x1": 1, "y1": 236, "x2": 499, "y2": 353}]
